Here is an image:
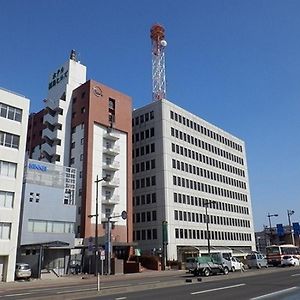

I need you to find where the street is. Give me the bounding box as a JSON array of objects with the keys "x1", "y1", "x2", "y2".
[{"x1": 0, "y1": 267, "x2": 299, "y2": 299}]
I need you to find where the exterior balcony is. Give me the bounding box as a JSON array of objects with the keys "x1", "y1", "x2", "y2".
[
  {"x1": 102, "y1": 178, "x2": 120, "y2": 188},
  {"x1": 102, "y1": 160, "x2": 120, "y2": 171},
  {"x1": 102, "y1": 195, "x2": 120, "y2": 205},
  {"x1": 103, "y1": 128, "x2": 120, "y2": 141},
  {"x1": 103, "y1": 144, "x2": 120, "y2": 156}
]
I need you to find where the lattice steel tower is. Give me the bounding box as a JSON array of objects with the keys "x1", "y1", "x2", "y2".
[{"x1": 151, "y1": 24, "x2": 167, "y2": 101}]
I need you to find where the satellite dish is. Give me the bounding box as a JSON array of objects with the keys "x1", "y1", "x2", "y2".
[{"x1": 160, "y1": 40, "x2": 167, "y2": 47}]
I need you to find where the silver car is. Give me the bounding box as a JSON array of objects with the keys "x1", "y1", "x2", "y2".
[{"x1": 15, "y1": 263, "x2": 31, "y2": 280}]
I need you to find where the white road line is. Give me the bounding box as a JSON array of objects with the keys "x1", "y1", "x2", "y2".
[
  {"x1": 291, "y1": 273, "x2": 300, "y2": 277},
  {"x1": 250, "y1": 287, "x2": 298, "y2": 300},
  {"x1": 3, "y1": 293, "x2": 32, "y2": 297},
  {"x1": 115, "y1": 297, "x2": 127, "y2": 300},
  {"x1": 57, "y1": 287, "x2": 96, "y2": 294},
  {"x1": 138, "y1": 280, "x2": 161, "y2": 285},
  {"x1": 191, "y1": 283, "x2": 246, "y2": 295}
]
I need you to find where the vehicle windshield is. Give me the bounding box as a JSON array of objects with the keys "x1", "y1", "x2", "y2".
[
  {"x1": 266, "y1": 247, "x2": 280, "y2": 254},
  {"x1": 18, "y1": 265, "x2": 30, "y2": 270}
]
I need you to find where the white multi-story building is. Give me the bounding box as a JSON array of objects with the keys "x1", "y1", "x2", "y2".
[
  {"x1": 132, "y1": 99, "x2": 255, "y2": 261},
  {"x1": 0, "y1": 88, "x2": 29, "y2": 282}
]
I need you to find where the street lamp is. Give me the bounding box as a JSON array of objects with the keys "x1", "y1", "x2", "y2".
[
  {"x1": 287, "y1": 209, "x2": 295, "y2": 245},
  {"x1": 204, "y1": 200, "x2": 216, "y2": 255},
  {"x1": 267, "y1": 213, "x2": 278, "y2": 245},
  {"x1": 88, "y1": 175, "x2": 109, "y2": 291}
]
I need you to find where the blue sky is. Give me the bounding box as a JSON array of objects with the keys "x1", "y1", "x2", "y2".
[{"x1": 1, "y1": 0, "x2": 299, "y2": 230}]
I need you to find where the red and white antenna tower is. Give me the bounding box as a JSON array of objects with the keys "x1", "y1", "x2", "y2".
[{"x1": 151, "y1": 24, "x2": 167, "y2": 101}]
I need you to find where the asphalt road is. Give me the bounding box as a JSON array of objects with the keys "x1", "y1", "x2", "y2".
[{"x1": 0, "y1": 267, "x2": 299, "y2": 299}]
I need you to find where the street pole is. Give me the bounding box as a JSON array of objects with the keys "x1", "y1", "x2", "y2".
[
  {"x1": 107, "y1": 216, "x2": 112, "y2": 275},
  {"x1": 287, "y1": 210, "x2": 295, "y2": 245},
  {"x1": 267, "y1": 213, "x2": 278, "y2": 245},
  {"x1": 205, "y1": 203, "x2": 210, "y2": 255},
  {"x1": 95, "y1": 175, "x2": 100, "y2": 291}
]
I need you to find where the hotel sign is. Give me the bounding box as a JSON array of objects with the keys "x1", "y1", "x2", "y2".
[
  {"x1": 28, "y1": 163, "x2": 48, "y2": 172},
  {"x1": 48, "y1": 66, "x2": 68, "y2": 90}
]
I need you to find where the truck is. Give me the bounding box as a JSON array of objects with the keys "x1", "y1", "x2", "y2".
[{"x1": 186, "y1": 253, "x2": 230, "y2": 277}]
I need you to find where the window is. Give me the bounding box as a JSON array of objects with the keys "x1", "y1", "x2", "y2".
[
  {"x1": 0, "y1": 222, "x2": 11, "y2": 239},
  {"x1": 29, "y1": 192, "x2": 34, "y2": 202},
  {"x1": 0, "y1": 103, "x2": 22, "y2": 122},
  {"x1": 150, "y1": 128, "x2": 155, "y2": 137},
  {"x1": 0, "y1": 191, "x2": 14, "y2": 208},
  {"x1": 150, "y1": 111, "x2": 154, "y2": 120},
  {"x1": 36, "y1": 193, "x2": 40, "y2": 203},
  {"x1": 0, "y1": 131, "x2": 20, "y2": 149},
  {"x1": 0, "y1": 160, "x2": 17, "y2": 177}
]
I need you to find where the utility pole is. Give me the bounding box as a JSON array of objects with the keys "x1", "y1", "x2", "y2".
[
  {"x1": 267, "y1": 213, "x2": 278, "y2": 245},
  {"x1": 287, "y1": 210, "x2": 295, "y2": 245}
]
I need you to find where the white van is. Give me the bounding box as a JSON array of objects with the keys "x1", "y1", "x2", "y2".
[
  {"x1": 223, "y1": 256, "x2": 244, "y2": 272},
  {"x1": 246, "y1": 252, "x2": 268, "y2": 269}
]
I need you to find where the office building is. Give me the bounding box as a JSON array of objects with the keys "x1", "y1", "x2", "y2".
[
  {"x1": 132, "y1": 99, "x2": 255, "y2": 261},
  {"x1": 0, "y1": 88, "x2": 29, "y2": 282}
]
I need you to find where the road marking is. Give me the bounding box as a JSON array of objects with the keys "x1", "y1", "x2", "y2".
[
  {"x1": 115, "y1": 297, "x2": 127, "y2": 300},
  {"x1": 3, "y1": 293, "x2": 32, "y2": 297},
  {"x1": 57, "y1": 287, "x2": 96, "y2": 294},
  {"x1": 191, "y1": 283, "x2": 245, "y2": 295},
  {"x1": 291, "y1": 273, "x2": 300, "y2": 277},
  {"x1": 138, "y1": 280, "x2": 161, "y2": 285},
  {"x1": 250, "y1": 287, "x2": 298, "y2": 299}
]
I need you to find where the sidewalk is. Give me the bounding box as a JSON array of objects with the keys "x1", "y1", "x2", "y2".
[{"x1": 0, "y1": 269, "x2": 186, "y2": 290}]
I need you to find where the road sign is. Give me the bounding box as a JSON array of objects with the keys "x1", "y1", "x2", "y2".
[{"x1": 100, "y1": 250, "x2": 105, "y2": 260}]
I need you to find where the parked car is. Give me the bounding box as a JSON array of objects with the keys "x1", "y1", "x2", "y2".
[
  {"x1": 246, "y1": 252, "x2": 268, "y2": 269},
  {"x1": 15, "y1": 263, "x2": 31, "y2": 280},
  {"x1": 223, "y1": 256, "x2": 244, "y2": 272},
  {"x1": 281, "y1": 255, "x2": 300, "y2": 266}
]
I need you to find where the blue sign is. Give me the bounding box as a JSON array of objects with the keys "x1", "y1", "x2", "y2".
[
  {"x1": 276, "y1": 224, "x2": 285, "y2": 236},
  {"x1": 293, "y1": 222, "x2": 300, "y2": 235},
  {"x1": 28, "y1": 163, "x2": 47, "y2": 172}
]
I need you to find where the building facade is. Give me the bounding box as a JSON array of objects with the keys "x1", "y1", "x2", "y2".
[
  {"x1": 0, "y1": 88, "x2": 29, "y2": 282},
  {"x1": 25, "y1": 53, "x2": 133, "y2": 268},
  {"x1": 132, "y1": 99, "x2": 255, "y2": 261}
]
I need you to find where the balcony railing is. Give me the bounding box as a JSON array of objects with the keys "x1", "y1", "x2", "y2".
[
  {"x1": 102, "y1": 178, "x2": 120, "y2": 188},
  {"x1": 103, "y1": 144, "x2": 120, "y2": 156},
  {"x1": 102, "y1": 160, "x2": 120, "y2": 171},
  {"x1": 103, "y1": 129, "x2": 120, "y2": 141},
  {"x1": 102, "y1": 195, "x2": 120, "y2": 205}
]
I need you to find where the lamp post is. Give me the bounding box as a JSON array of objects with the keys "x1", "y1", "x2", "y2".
[
  {"x1": 287, "y1": 209, "x2": 295, "y2": 245},
  {"x1": 204, "y1": 200, "x2": 216, "y2": 255},
  {"x1": 267, "y1": 213, "x2": 278, "y2": 245},
  {"x1": 88, "y1": 175, "x2": 108, "y2": 291}
]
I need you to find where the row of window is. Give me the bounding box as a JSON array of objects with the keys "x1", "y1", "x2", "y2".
[
  {"x1": 133, "y1": 176, "x2": 156, "y2": 189},
  {"x1": 170, "y1": 110, "x2": 242, "y2": 152},
  {"x1": 133, "y1": 143, "x2": 155, "y2": 158},
  {"x1": 173, "y1": 175, "x2": 248, "y2": 202},
  {"x1": 132, "y1": 111, "x2": 155, "y2": 126},
  {"x1": 133, "y1": 228, "x2": 157, "y2": 241},
  {"x1": 133, "y1": 193, "x2": 157, "y2": 206},
  {"x1": 132, "y1": 127, "x2": 155, "y2": 142},
  {"x1": 28, "y1": 219, "x2": 74, "y2": 234},
  {"x1": 175, "y1": 228, "x2": 252, "y2": 242},
  {"x1": 171, "y1": 127, "x2": 244, "y2": 165},
  {"x1": 133, "y1": 159, "x2": 155, "y2": 173},
  {"x1": 133, "y1": 210, "x2": 157, "y2": 223},
  {"x1": 172, "y1": 159, "x2": 246, "y2": 190},
  {"x1": 0, "y1": 131, "x2": 20, "y2": 149},
  {"x1": 172, "y1": 143, "x2": 245, "y2": 178},
  {"x1": 0, "y1": 160, "x2": 17, "y2": 178},
  {"x1": 0, "y1": 191, "x2": 14, "y2": 208},
  {"x1": 174, "y1": 210, "x2": 250, "y2": 228},
  {"x1": 0, "y1": 102, "x2": 22, "y2": 122},
  {"x1": 0, "y1": 222, "x2": 11, "y2": 240},
  {"x1": 174, "y1": 192, "x2": 249, "y2": 215}
]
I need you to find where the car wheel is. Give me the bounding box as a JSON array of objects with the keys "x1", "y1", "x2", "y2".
[
  {"x1": 223, "y1": 267, "x2": 229, "y2": 275},
  {"x1": 257, "y1": 264, "x2": 261, "y2": 269},
  {"x1": 203, "y1": 268, "x2": 210, "y2": 277},
  {"x1": 231, "y1": 266, "x2": 235, "y2": 272},
  {"x1": 265, "y1": 264, "x2": 268, "y2": 268}
]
